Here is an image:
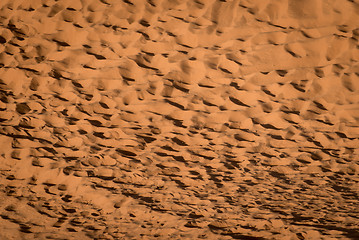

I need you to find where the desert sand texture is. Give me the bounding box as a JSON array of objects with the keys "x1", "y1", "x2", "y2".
[{"x1": 0, "y1": 0, "x2": 359, "y2": 239}]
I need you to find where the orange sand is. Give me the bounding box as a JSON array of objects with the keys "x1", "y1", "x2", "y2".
[{"x1": 0, "y1": 0, "x2": 359, "y2": 239}]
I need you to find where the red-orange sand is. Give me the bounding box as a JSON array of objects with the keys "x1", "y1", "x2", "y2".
[{"x1": 0, "y1": 0, "x2": 359, "y2": 239}]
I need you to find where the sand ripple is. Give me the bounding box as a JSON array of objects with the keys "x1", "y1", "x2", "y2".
[{"x1": 0, "y1": 0, "x2": 359, "y2": 239}]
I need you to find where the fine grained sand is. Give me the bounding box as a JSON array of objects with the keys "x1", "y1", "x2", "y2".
[{"x1": 0, "y1": 0, "x2": 359, "y2": 239}]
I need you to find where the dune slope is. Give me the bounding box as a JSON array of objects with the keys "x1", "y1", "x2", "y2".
[{"x1": 0, "y1": 0, "x2": 359, "y2": 239}]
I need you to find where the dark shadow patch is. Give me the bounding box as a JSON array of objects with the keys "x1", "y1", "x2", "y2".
[
  {"x1": 164, "y1": 99, "x2": 185, "y2": 110},
  {"x1": 290, "y1": 82, "x2": 305, "y2": 92},
  {"x1": 276, "y1": 69, "x2": 288, "y2": 77},
  {"x1": 0, "y1": 35, "x2": 6, "y2": 44},
  {"x1": 230, "y1": 81, "x2": 241, "y2": 90},
  {"x1": 172, "y1": 155, "x2": 186, "y2": 163},
  {"x1": 229, "y1": 97, "x2": 250, "y2": 107},
  {"x1": 72, "y1": 81, "x2": 83, "y2": 88},
  {"x1": 123, "y1": 0, "x2": 134, "y2": 5},
  {"x1": 172, "y1": 137, "x2": 188, "y2": 146},
  {"x1": 16, "y1": 103, "x2": 31, "y2": 114},
  {"x1": 87, "y1": 119, "x2": 103, "y2": 127},
  {"x1": 261, "y1": 86, "x2": 276, "y2": 97},
  {"x1": 53, "y1": 39, "x2": 70, "y2": 47},
  {"x1": 93, "y1": 132, "x2": 107, "y2": 139},
  {"x1": 139, "y1": 19, "x2": 150, "y2": 27},
  {"x1": 219, "y1": 67, "x2": 232, "y2": 74},
  {"x1": 173, "y1": 82, "x2": 190, "y2": 93},
  {"x1": 86, "y1": 51, "x2": 106, "y2": 60},
  {"x1": 136, "y1": 134, "x2": 156, "y2": 143},
  {"x1": 260, "y1": 123, "x2": 279, "y2": 130},
  {"x1": 161, "y1": 145, "x2": 179, "y2": 152},
  {"x1": 225, "y1": 232, "x2": 267, "y2": 239},
  {"x1": 116, "y1": 148, "x2": 137, "y2": 156},
  {"x1": 313, "y1": 101, "x2": 327, "y2": 110}
]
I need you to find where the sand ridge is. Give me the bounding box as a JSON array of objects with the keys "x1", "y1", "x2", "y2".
[{"x1": 0, "y1": 0, "x2": 359, "y2": 239}]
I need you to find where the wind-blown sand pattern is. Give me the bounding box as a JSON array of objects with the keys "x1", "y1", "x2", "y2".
[{"x1": 0, "y1": 0, "x2": 359, "y2": 239}]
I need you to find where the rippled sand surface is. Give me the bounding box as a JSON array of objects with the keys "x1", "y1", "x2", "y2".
[{"x1": 0, "y1": 0, "x2": 359, "y2": 239}]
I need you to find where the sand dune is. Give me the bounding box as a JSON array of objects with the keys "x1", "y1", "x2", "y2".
[{"x1": 0, "y1": 0, "x2": 359, "y2": 239}]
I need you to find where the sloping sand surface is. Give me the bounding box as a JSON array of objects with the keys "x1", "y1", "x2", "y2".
[{"x1": 0, "y1": 0, "x2": 359, "y2": 239}]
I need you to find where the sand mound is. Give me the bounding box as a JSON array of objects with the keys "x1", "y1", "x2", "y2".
[{"x1": 0, "y1": 0, "x2": 359, "y2": 239}]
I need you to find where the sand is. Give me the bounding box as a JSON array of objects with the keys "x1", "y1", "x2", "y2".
[{"x1": 0, "y1": 0, "x2": 359, "y2": 239}]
